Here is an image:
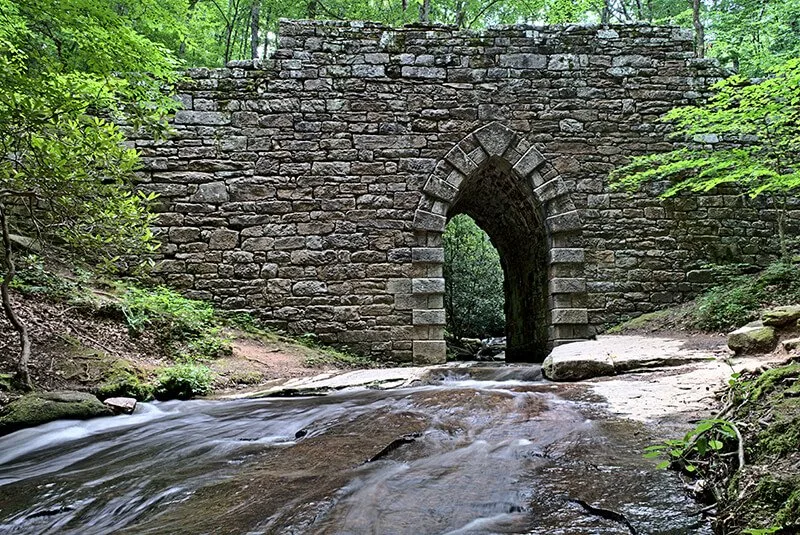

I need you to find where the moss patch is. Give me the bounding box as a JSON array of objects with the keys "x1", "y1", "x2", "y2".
[
  {"x1": 0, "y1": 391, "x2": 112, "y2": 435},
  {"x1": 712, "y1": 363, "x2": 800, "y2": 534}
]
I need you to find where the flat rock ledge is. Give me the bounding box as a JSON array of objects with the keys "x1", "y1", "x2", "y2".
[
  {"x1": 221, "y1": 367, "x2": 432, "y2": 399},
  {"x1": 543, "y1": 335, "x2": 720, "y2": 381}
]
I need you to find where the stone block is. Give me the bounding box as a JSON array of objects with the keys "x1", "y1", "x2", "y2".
[
  {"x1": 444, "y1": 145, "x2": 478, "y2": 176},
  {"x1": 473, "y1": 122, "x2": 516, "y2": 156},
  {"x1": 293, "y1": 280, "x2": 328, "y2": 296},
  {"x1": 209, "y1": 229, "x2": 239, "y2": 250},
  {"x1": 386, "y1": 278, "x2": 412, "y2": 294},
  {"x1": 498, "y1": 54, "x2": 547, "y2": 69},
  {"x1": 174, "y1": 111, "x2": 230, "y2": 125},
  {"x1": 413, "y1": 340, "x2": 447, "y2": 365},
  {"x1": 423, "y1": 176, "x2": 459, "y2": 202},
  {"x1": 551, "y1": 308, "x2": 589, "y2": 324},
  {"x1": 413, "y1": 210, "x2": 447, "y2": 232},
  {"x1": 550, "y1": 278, "x2": 587, "y2": 293},
  {"x1": 546, "y1": 211, "x2": 582, "y2": 233},
  {"x1": 401, "y1": 66, "x2": 446, "y2": 79},
  {"x1": 412, "y1": 309, "x2": 446, "y2": 325},
  {"x1": 513, "y1": 147, "x2": 545, "y2": 177},
  {"x1": 412, "y1": 278, "x2": 445, "y2": 294},
  {"x1": 190, "y1": 182, "x2": 229, "y2": 203},
  {"x1": 549, "y1": 248, "x2": 585, "y2": 264},
  {"x1": 412, "y1": 247, "x2": 444, "y2": 263}
]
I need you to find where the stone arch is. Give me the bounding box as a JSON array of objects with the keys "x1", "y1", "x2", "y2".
[{"x1": 410, "y1": 121, "x2": 588, "y2": 364}]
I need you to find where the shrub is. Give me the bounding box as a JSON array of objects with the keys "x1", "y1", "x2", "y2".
[{"x1": 154, "y1": 363, "x2": 213, "y2": 400}]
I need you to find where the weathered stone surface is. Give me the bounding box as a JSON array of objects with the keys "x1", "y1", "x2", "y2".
[
  {"x1": 728, "y1": 321, "x2": 778, "y2": 354},
  {"x1": 782, "y1": 338, "x2": 800, "y2": 352},
  {"x1": 0, "y1": 391, "x2": 112, "y2": 435},
  {"x1": 762, "y1": 305, "x2": 800, "y2": 328},
  {"x1": 543, "y1": 335, "x2": 719, "y2": 381},
  {"x1": 103, "y1": 397, "x2": 138, "y2": 415},
  {"x1": 543, "y1": 352, "x2": 614, "y2": 381},
  {"x1": 136, "y1": 19, "x2": 793, "y2": 364}
]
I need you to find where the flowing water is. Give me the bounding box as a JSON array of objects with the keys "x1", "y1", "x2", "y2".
[{"x1": 0, "y1": 368, "x2": 710, "y2": 534}]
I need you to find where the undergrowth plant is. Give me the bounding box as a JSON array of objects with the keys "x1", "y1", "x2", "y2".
[
  {"x1": 154, "y1": 363, "x2": 213, "y2": 400},
  {"x1": 297, "y1": 333, "x2": 376, "y2": 368},
  {"x1": 120, "y1": 286, "x2": 214, "y2": 340},
  {"x1": 694, "y1": 261, "x2": 800, "y2": 331},
  {"x1": 644, "y1": 418, "x2": 739, "y2": 501}
]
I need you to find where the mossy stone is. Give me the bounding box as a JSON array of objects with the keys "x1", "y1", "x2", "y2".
[
  {"x1": 727, "y1": 321, "x2": 778, "y2": 354},
  {"x1": 0, "y1": 391, "x2": 113, "y2": 435},
  {"x1": 763, "y1": 305, "x2": 800, "y2": 328}
]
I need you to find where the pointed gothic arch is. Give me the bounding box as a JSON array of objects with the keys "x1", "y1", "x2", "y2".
[{"x1": 410, "y1": 122, "x2": 589, "y2": 364}]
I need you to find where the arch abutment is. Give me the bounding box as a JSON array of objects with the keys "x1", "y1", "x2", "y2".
[{"x1": 411, "y1": 121, "x2": 589, "y2": 364}]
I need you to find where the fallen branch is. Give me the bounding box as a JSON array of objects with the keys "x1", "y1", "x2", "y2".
[
  {"x1": 731, "y1": 421, "x2": 746, "y2": 470},
  {"x1": 569, "y1": 498, "x2": 637, "y2": 535}
]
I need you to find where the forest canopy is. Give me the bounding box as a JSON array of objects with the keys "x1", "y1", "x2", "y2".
[{"x1": 28, "y1": 0, "x2": 793, "y2": 77}]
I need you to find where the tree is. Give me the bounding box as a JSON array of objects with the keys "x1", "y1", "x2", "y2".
[
  {"x1": 609, "y1": 58, "x2": 800, "y2": 260},
  {"x1": 443, "y1": 215, "x2": 505, "y2": 341},
  {"x1": 0, "y1": 0, "x2": 178, "y2": 388}
]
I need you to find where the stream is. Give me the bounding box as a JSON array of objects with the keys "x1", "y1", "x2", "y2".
[{"x1": 0, "y1": 367, "x2": 710, "y2": 534}]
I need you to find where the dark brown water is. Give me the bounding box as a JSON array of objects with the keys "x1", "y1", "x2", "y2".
[{"x1": 0, "y1": 369, "x2": 710, "y2": 534}]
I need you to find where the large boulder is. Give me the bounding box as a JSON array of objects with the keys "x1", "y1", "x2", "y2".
[
  {"x1": 727, "y1": 321, "x2": 778, "y2": 354},
  {"x1": 0, "y1": 391, "x2": 113, "y2": 435},
  {"x1": 542, "y1": 352, "x2": 615, "y2": 381},
  {"x1": 762, "y1": 305, "x2": 800, "y2": 328}
]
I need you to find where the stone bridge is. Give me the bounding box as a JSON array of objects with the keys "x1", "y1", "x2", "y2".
[{"x1": 136, "y1": 19, "x2": 789, "y2": 364}]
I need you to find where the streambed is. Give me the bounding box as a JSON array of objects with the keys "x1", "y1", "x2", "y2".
[{"x1": 0, "y1": 369, "x2": 709, "y2": 534}]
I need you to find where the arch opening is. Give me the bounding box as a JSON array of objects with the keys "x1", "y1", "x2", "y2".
[
  {"x1": 410, "y1": 121, "x2": 588, "y2": 365},
  {"x1": 448, "y1": 157, "x2": 550, "y2": 362}
]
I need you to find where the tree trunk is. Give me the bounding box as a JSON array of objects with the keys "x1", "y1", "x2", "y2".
[
  {"x1": 692, "y1": 0, "x2": 704, "y2": 58},
  {"x1": 601, "y1": 0, "x2": 611, "y2": 24},
  {"x1": 454, "y1": 0, "x2": 466, "y2": 27},
  {"x1": 419, "y1": 0, "x2": 431, "y2": 23},
  {"x1": 250, "y1": 2, "x2": 260, "y2": 59},
  {"x1": 307, "y1": 0, "x2": 318, "y2": 19},
  {"x1": 0, "y1": 204, "x2": 32, "y2": 390}
]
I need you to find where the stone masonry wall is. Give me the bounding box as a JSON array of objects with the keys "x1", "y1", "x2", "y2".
[{"x1": 134, "y1": 19, "x2": 799, "y2": 364}]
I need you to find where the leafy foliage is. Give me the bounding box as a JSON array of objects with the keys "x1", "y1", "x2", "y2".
[
  {"x1": 611, "y1": 59, "x2": 800, "y2": 259},
  {"x1": 443, "y1": 215, "x2": 505, "y2": 340},
  {"x1": 0, "y1": 0, "x2": 181, "y2": 387},
  {"x1": 119, "y1": 285, "x2": 232, "y2": 361},
  {"x1": 645, "y1": 418, "x2": 739, "y2": 474},
  {"x1": 154, "y1": 363, "x2": 214, "y2": 400},
  {"x1": 121, "y1": 286, "x2": 215, "y2": 340}
]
